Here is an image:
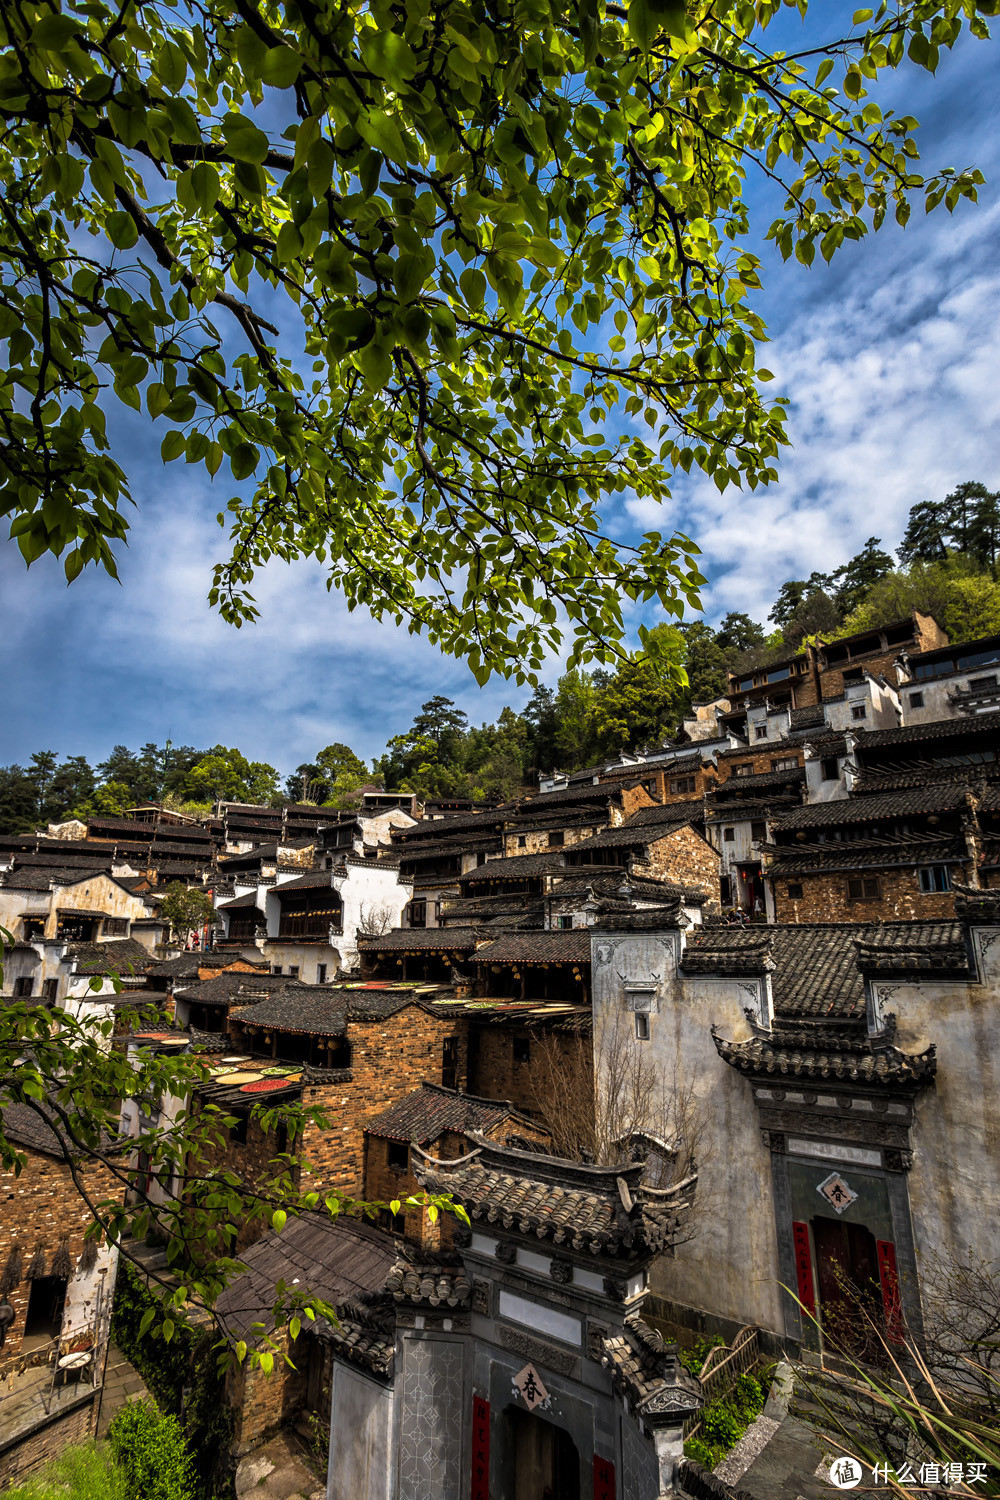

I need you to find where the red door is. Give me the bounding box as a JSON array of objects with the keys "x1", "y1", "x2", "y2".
[{"x1": 811, "y1": 1217, "x2": 886, "y2": 1361}]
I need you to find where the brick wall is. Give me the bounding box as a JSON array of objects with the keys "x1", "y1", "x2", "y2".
[
  {"x1": 770, "y1": 864, "x2": 970, "y2": 923},
  {"x1": 0, "y1": 1394, "x2": 95, "y2": 1485},
  {"x1": 300, "y1": 1008, "x2": 468, "y2": 1197},
  {"x1": 468, "y1": 1024, "x2": 592, "y2": 1123},
  {"x1": 659, "y1": 769, "x2": 716, "y2": 805},
  {"x1": 228, "y1": 1328, "x2": 308, "y2": 1455},
  {"x1": 632, "y1": 826, "x2": 720, "y2": 905},
  {"x1": 188, "y1": 1102, "x2": 290, "y2": 1252},
  {"x1": 0, "y1": 1148, "x2": 119, "y2": 1369},
  {"x1": 503, "y1": 823, "x2": 605, "y2": 858}
]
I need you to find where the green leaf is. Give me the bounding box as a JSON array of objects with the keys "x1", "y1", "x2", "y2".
[
  {"x1": 160, "y1": 431, "x2": 186, "y2": 462},
  {"x1": 272, "y1": 1209, "x2": 287, "y2": 1232},
  {"x1": 31, "y1": 14, "x2": 81, "y2": 49},
  {"x1": 223, "y1": 114, "x2": 271, "y2": 165},
  {"x1": 231, "y1": 443, "x2": 260, "y2": 480},
  {"x1": 260, "y1": 47, "x2": 303, "y2": 88},
  {"x1": 106, "y1": 211, "x2": 139, "y2": 250},
  {"x1": 358, "y1": 110, "x2": 408, "y2": 166}
]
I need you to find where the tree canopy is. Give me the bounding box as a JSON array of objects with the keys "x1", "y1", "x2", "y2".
[{"x1": 1, "y1": 0, "x2": 990, "y2": 681}]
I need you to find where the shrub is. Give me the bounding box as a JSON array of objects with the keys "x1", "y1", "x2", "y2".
[
  {"x1": 107, "y1": 1399, "x2": 195, "y2": 1500},
  {"x1": 2, "y1": 1442, "x2": 127, "y2": 1500},
  {"x1": 684, "y1": 1368, "x2": 769, "y2": 1469},
  {"x1": 677, "y1": 1334, "x2": 725, "y2": 1376}
]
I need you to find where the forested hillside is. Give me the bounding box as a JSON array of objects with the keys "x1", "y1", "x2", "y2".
[{"x1": 4, "y1": 483, "x2": 999, "y2": 828}]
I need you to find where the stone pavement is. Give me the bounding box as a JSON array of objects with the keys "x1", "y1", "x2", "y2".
[
  {"x1": 715, "y1": 1359, "x2": 845, "y2": 1500},
  {"x1": 235, "y1": 1429, "x2": 326, "y2": 1500},
  {"x1": 95, "y1": 1343, "x2": 152, "y2": 1436}
]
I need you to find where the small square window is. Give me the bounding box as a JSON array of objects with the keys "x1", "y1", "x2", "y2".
[
  {"x1": 289, "y1": 965, "x2": 299, "y2": 979},
  {"x1": 549, "y1": 830, "x2": 564, "y2": 848},
  {"x1": 821, "y1": 757, "x2": 840, "y2": 781},
  {"x1": 271, "y1": 965, "x2": 282, "y2": 975},
  {"x1": 13, "y1": 977, "x2": 34, "y2": 997},
  {"x1": 387, "y1": 1140, "x2": 409, "y2": 1171},
  {"x1": 634, "y1": 1013, "x2": 650, "y2": 1041},
  {"x1": 908, "y1": 692, "x2": 924, "y2": 709},
  {"x1": 229, "y1": 1116, "x2": 249, "y2": 1146},
  {"x1": 517, "y1": 835, "x2": 527, "y2": 848},
  {"x1": 513, "y1": 1036, "x2": 530, "y2": 1064},
  {"x1": 847, "y1": 877, "x2": 880, "y2": 901},
  {"x1": 851, "y1": 704, "x2": 867, "y2": 721},
  {"x1": 787, "y1": 883, "x2": 804, "y2": 900},
  {"x1": 755, "y1": 725, "x2": 768, "y2": 740},
  {"x1": 42, "y1": 978, "x2": 58, "y2": 1004},
  {"x1": 919, "y1": 867, "x2": 951, "y2": 893},
  {"x1": 556, "y1": 916, "x2": 573, "y2": 930},
  {"x1": 751, "y1": 821, "x2": 766, "y2": 841},
  {"x1": 316, "y1": 963, "x2": 327, "y2": 984},
  {"x1": 723, "y1": 827, "x2": 735, "y2": 842}
]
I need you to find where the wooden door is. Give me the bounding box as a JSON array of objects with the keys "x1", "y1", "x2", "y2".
[{"x1": 812, "y1": 1216, "x2": 884, "y2": 1360}]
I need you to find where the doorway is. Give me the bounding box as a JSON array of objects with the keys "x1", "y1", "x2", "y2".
[
  {"x1": 503, "y1": 1406, "x2": 580, "y2": 1500},
  {"x1": 812, "y1": 1216, "x2": 884, "y2": 1361},
  {"x1": 23, "y1": 1275, "x2": 68, "y2": 1349}
]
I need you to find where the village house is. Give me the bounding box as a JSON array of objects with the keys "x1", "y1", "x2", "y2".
[
  {"x1": 896, "y1": 630, "x2": 1000, "y2": 723},
  {"x1": 590, "y1": 889, "x2": 1000, "y2": 1368}
]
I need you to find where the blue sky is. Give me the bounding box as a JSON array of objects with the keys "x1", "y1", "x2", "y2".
[{"x1": 3, "y1": 18, "x2": 998, "y2": 776}]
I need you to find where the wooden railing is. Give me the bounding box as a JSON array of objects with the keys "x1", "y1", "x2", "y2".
[{"x1": 683, "y1": 1325, "x2": 760, "y2": 1440}]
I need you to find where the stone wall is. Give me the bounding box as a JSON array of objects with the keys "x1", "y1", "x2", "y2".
[
  {"x1": 228, "y1": 1329, "x2": 308, "y2": 1455},
  {"x1": 633, "y1": 825, "x2": 720, "y2": 905},
  {"x1": 770, "y1": 864, "x2": 970, "y2": 923},
  {"x1": 301, "y1": 1009, "x2": 468, "y2": 1197}
]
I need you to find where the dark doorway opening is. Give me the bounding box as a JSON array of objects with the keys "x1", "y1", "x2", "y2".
[
  {"x1": 503, "y1": 1405, "x2": 580, "y2": 1500},
  {"x1": 812, "y1": 1216, "x2": 884, "y2": 1361},
  {"x1": 24, "y1": 1275, "x2": 68, "y2": 1346}
]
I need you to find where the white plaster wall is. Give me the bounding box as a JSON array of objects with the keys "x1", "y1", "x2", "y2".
[
  {"x1": 62, "y1": 1243, "x2": 119, "y2": 1343},
  {"x1": 327, "y1": 1362, "x2": 394, "y2": 1500},
  {"x1": 591, "y1": 931, "x2": 785, "y2": 1335}
]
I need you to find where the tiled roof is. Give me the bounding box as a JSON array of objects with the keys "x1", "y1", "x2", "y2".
[
  {"x1": 1, "y1": 866, "x2": 109, "y2": 890},
  {"x1": 472, "y1": 931, "x2": 592, "y2": 964},
  {"x1": 148, "y1": 952, "x2": 267, "y2": 980},
  {"x1": 231, "y1": 992, "x2": 348, "y2": 1035},
  {"x1": 602, "y1": 1316, "x2": 703, "y2": 1415},
  {"x1": 772, "y1": 784, "x2": 969, "y2": 830},
  {"x1": 518, "y1": 783, "x2": 629, "y2": 809},
  {"x1": 215, "y1": 1214, "x2": 399, "y2": 1342},
  {"x1": 356, "y1": 927, "x2": 478, "y2": 951},
  {"x1": 789, "y1": 706, "x2": 827, "y2": 730},
  {"x1": 318, "y1": 1310, "x2": 395, "y2": 1379},
  {"x1": 622, "y1": 802, "x2": 705, "y2": 829},
  {"x1": 766, "y1": 835, "x2": 966, "y2": 875},
  {"x1": 413, "y1": 1137, "x2": 690, "y2": 1259},
  {"x1": 563, "y1": 824, "x2": 682, "y2": 854},
  {"x1": 682, "y1": 921, "x2": 966, "y2": 1020},
  {"x1": 392, "y1": 811, "x2": 504, "y2": 841},
  {"x1": 365, "y1": 1083, "x2": 529, "y2": 1146},
  {"x1": 271, "y1": 870, "x2": 335, "y2": 893},
  {"x1": 218, "y1": 892, "x2": 266, "y2": 910},
  {"x1": 712, "y1": 767, "x2": 805, "y2": 793},
  {"x1": 712, "y1": 1029, "x2": 937, "y2": 1086},
  {"x1": 385, "y1": 1259, "x2": 472, "y2": 1308},
  {"x1": 64, "y1": 938, "x2": 157, "y2": 975},
  {"x1": 706, "y1": 798, "x2": 801, "y2": 824},
  {"x1": 174, "y1": 972, "x2": 300, "y2": 1008},
  {"x1": 460, "y1": 853, "x2": 566, "y2": 884},
  {"x1": 1, "y1": 1100, "x2": 71, "y2": 1158},
  {"x1": 855, "y1": 709, "x2": 1000, "y2": 749}
]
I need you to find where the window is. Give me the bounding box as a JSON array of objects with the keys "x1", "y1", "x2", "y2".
[
  {"x1": 755, "y1": 725, "x2": 768, "y2": 740},
  {"x1": 851, "y1": 704, "x2": 867, "y2": 722},
  {"x1": 407, "y1": 899, "x2": 427, "y2": 928},
  {"x1": 271, "y1": 965, "x2": 282, "y2": 975},
  {"x1": 556, "y1": 916, "x2": 573, "y2": 930},
  {"x1": 102, "y1": 917, "x2": 128, "y2": 936},
  {"x1": 734, "y1": 764, "x2": 755, "y2": 778},
  {"x1": 13, "y1": 977, "x2": 33, "y2": 997},
  {"x1": 289, "y1": 965, "x2": 300, "y2": 979},
  {"x1": 229, "y1": 1115, "x2": 249, "y2": 1146},
  {"x1": 847, "y1": 877, "x2": 881, "y2": 901},
  {"x1": 517, "y1": 835, "x2": 527, "y2": 848},
  {"x1": 275, "y1": 1121, "x2": 288, "y2": 1156},
  {"x1": 548, "y1": 830, "x2": 564, "y2": 848},
  {"x1": 751, "y1": 821, "x2": 766, "y2": 841},
  {"x1": 442, "y1": 1036, "x2": 459, "y2": 1089},
  {"x1": 387, "y1": 1140, "x2": 410, "y2": 1171},
  {"x1": 42, "y1": 978, "x2": 58, "y2": 1004},
  {"x1": 723, "y1": 827, "x2": 735, "y2": 842},
  {"x1": 908, "y1": 692, "x2": 924, "y2": 709},
  {"x1": 919, "y1": 867, "x2": 952, "y2": 893},
  {"x1": 24, "y1": 1276, "x2": 67, "y2": 1340},
  {"x1": 634, "y1": 1013, "x2": 650, "y2": 1041},
  {"x1": 970, "y1": 675, "x2": 999, "y2": 694},
  {"x1": 670, "y1": 776, "x2": 696, "y2": 794},
  {"x1": 513, "y1": 1036, "x2": 530, "y2": 1064},
  {"x1": 821, "y1": 757, "x2": 840, "y2": 781},
  {"x1": 787, "y1": 883, "x2": 804, "y2": 900},
  {"x1": 771, "y1": 757, "x2": 799, "y2": 772},
  {"x1": 316, "y1": 963, "x2": 327, "y2": 984}
]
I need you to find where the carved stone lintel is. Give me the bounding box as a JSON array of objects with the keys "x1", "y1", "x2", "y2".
[
  {"x1": 762, "y1": 1130, "x2": 786, "y2": 1153},
  {"x1": 471, "y1": 1279, "x2": 490, "y2": 1315},
  {"x1": 771, "y1": 1089, "x2": 786, "y2": 1102},
  {"x1": 870, "y1": 1099, "x2": 888, "y2": 1115},
  {"x1": 883, "y1": 1149, "x2": 914, "y2": 1173},
  {"x1": 496, "y1": 1240, "x2": 517, "y2": 1264},
  {"x1": 837, "y1": 1096, "x2": 853, "y2": 1111},
  {"x1": 498, "y1": 1324, "x2": 576, "y2": 1376},
  {"x1": 550, "y1": 1257, "x2": 573, "y2": 1284},
  {"x1": 603, "y1": 1277, "x2": 628, "y2": 1303},
  {"x1": 802, "y1": 1090, "x2": 818, "y2": 1106},
  {"x1": 759, "y1": 1104, "x2": 911, "y2": 1149}
]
